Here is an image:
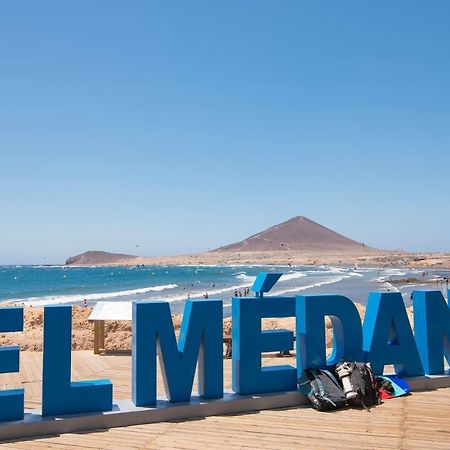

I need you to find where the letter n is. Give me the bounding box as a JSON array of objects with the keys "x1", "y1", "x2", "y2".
[{"x1": 363, "y1": 292, "x2": 423, "y2": 376}]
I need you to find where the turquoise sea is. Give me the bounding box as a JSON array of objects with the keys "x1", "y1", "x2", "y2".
[{"x1": 1, "y1": 265, "x2": 449, "y2": 315}]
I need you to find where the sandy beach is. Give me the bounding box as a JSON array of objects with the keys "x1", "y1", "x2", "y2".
[{"x1": 0, "y1": 302, "x2": 414, "y2": 352}]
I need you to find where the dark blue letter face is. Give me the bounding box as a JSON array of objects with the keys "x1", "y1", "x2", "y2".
[
  {"x1": 132, "y1": 299, "x2": 223, "y2": 406},
  {"x1": 363, "y1": 292, "x2": 424, "y2": 376},
  {"x1": 42, "y1": 306, "x2": 113, "y2": 416},
  {"x1": 232, "y1": 297, "x2": 297, "y2": 395},
  {"x1": 413, "y1": 290, "x2": 450, "y2": 374},
  {"x1": 296, "y1": 294, "x2": 362, "y2": 374},
  {"x1": 0, "y1": 307, "x2": 24, "y2": 421}
]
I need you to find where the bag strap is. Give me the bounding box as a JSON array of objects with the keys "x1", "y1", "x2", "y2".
[{"x1": 316, "y1": 370, "x2": 339, "y2": 407}]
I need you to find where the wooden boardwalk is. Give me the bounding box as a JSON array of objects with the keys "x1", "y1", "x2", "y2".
[{"x1": 0, "y1": 351, "x2": 449, "y2": 449}]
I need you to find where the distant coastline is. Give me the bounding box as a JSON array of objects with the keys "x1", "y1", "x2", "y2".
[{"x1": 64, "y1": 249, "x2": 450, "y2": 270}]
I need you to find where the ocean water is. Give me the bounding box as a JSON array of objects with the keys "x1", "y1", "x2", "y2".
[{"x1": 1, "y1": 264, "x2": 449, "y2": 315}]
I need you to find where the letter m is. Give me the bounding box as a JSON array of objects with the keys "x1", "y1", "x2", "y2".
[{"x1": 132, "y1": 299, "x2": 223, "y2": 406}]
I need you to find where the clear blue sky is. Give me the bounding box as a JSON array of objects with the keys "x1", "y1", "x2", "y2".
[{"x1": 1, "y1": 1, "x2": 449, "y2": 264}]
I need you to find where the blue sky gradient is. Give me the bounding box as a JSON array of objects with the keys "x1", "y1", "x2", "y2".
[{"x1": 1, "y1": 1, "x2": 449, "y2": 263}]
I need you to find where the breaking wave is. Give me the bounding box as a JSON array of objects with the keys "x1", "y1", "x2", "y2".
[
  {"x1": 271, "y1": 276, "x2": 345, "y2": 295},
  {"x1": 235, "y1": 271, "x2": 306, "y2": 284},
  {"x1": 16, "y1": 284, "x2": 178, "y2": 306}
]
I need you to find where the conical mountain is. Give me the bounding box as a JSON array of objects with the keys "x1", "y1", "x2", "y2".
[{"x1": 215, "y1": 216, "x2": 372, "y2": 252}]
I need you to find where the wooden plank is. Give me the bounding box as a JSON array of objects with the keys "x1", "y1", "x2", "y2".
[
  {"x1": 99, "y1": 320, "x2": 105, "y2": 353},
  {"x1": 0, "y1": 351, "x2": 449, "y2": 448},
  {"x1": 93, "y1": 321, "x2": 100, "y2": 355}
]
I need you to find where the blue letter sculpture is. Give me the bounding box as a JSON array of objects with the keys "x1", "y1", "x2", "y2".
[
  {"x1": 363, "y1": 292, "x2": 424, "y2": 376},
  {"x1": 232, "y1": 296, "x2": 296, "y2": 394},
  {"x1": 413, "y1": 290, "x2": 450, "y2": 374},
  {"x1": 132, "y1": 299, "x2": 223, "y2": 406},
  {"x1": 42, "y1": 306, "x2": 113, "y2": 416},
  {"x1": 0, "y1": 307, "x2": 24, "y2": 421},
  {"x1": 296, "y1": 294, "x2": 363, "y2": 373}
]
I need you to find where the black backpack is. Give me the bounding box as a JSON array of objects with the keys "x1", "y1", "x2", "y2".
[
  {"x1": 345, "y1": 362, "x2": 380, "y2": 408},
  {"x1": 298, "y1": 369, "x2": 347, "y2": 411}
]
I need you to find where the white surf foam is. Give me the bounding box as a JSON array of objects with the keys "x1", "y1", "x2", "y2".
[
  {"x1": 16, "y1": 284, "x2": 178, "y2": 306},
  {"x1": 154, "y1": 272, "x2": 310, "y2": 303},
  {"x1": 379, "y1": 282, "x2": 400, "y2": 293},
  {"x1": 163, "y1": 271, "x2": 308, "y2": 303},
  {"x1": 151, "y1": 282, "x2": 255, "y2": 304},
  {"x1": 280, "y1": 271, "x2": 307, "y2": 281},
  {"x1": 271, "y1": 276, "x2": 345, "y2": 295},
  {"x1": 349, "y1": 271, "x2": 363, "y2": 277},
  {"x1": 235, "y1": 271, "x2": 306, "y2": 284},
  {"x1": 382, "y1": 269, "x2": 407, "y2": 276},
  {"x1": 235, "y1": 273, "x2": 255, "y2": 283},
  {"x1": 302, "y1": 267, "x2": 349, "y2": 276},
  {"x1": 397, "y1": 284, "x2": 427, "y2": 289}
]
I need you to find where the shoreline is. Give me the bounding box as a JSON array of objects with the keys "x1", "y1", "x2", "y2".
[{"x1": 2, "y1": 264, "x2": 448, "y2": 309}]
